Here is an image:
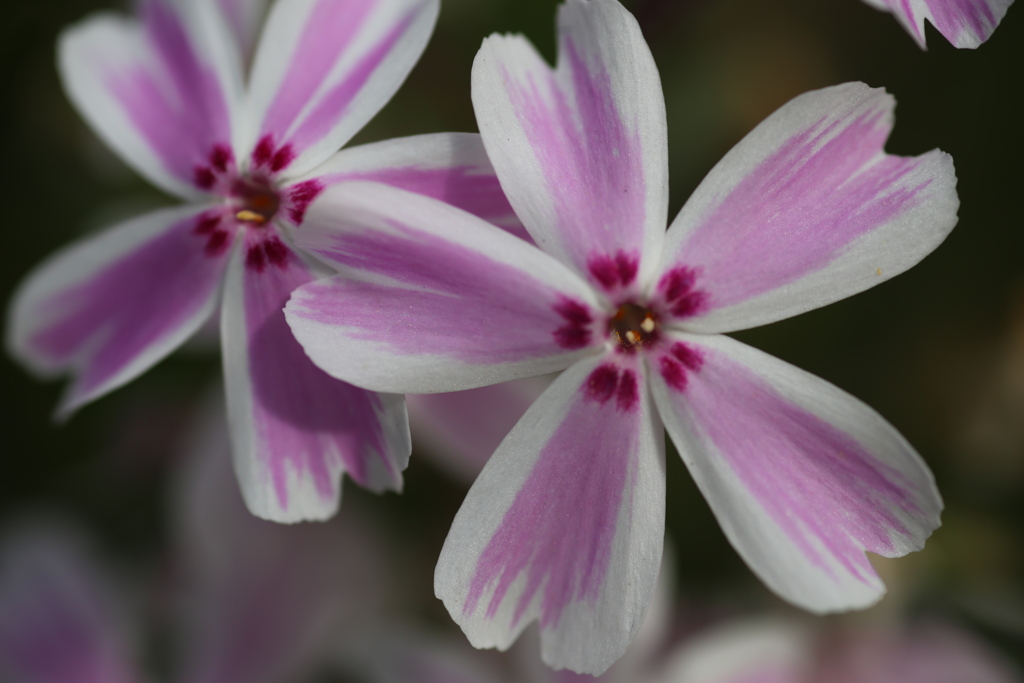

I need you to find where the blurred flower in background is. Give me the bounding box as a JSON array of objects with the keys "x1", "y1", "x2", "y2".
[{"x1": 0, "y1": 395, "x2": 393, "y2": 683}]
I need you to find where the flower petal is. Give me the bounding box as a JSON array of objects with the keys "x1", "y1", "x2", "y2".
[
  {"x1": 657, "y1": 82, "x2": 958, "y2": 334},
  {"x1": 221, "y1": 230, "x2": 410, "y2": 523},
  {"x1": 435, "y1": 355, "x2": 665, "y2": 676},
  {"x1": 292, "y1": 132, "x2": 526, "y2": 239},
  {"x1": 285, "y1": 182, "x2": 601, "y2": 394},
  {"x1": 862, "y1": 0, "x2": 1014, "y2": 49},
  {"x1": 59, "y1": 0, "x2": 242, "y2": 199},
  {"x1": 244, "y1": 0, "x2": 439, "y2": 178},
  {"x1": 471, "y1": 0, "x2": 668, "y2": 294},
  {"x1": 649, "y1": 333, "x2": 942, "y2": 613},
  {"x1": 407, "y1": 378, "x2": 547, "y2": 483},
  {"x1": 7, "y1": 206, "x2": 228, "y2": 417},
  {"x1": 0, "y1": 526, "x2": 139, "y2": 683}
]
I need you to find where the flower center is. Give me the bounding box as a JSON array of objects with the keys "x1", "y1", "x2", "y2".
[
  {"x1": 232, "y1": 177, "x2": 280, "y2": 225},
  {"x1": 609, "y1": 302, "x2": 658, "y2": 349}
]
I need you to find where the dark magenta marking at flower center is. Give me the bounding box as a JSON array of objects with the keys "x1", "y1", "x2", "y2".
[
  {"x1": 252, "y1": 134, "x2": 296, "y2": 174},
  {"x1": 286, "y1": 179, "x2": 325, "y2": 225},
  {"x1": 588, "y1": 250, "x2": 639, "y2": 291},
  {"x1": 608, "y1": 302, "x2": 659, "y2": 352},
  {"x1": 658, "y1": 266, "x2": 708, "y2": 319},
  {"x1": 193, "y1": 144, "x2": 235, "y2": 191},
  {"x1": 193, "y1": 211, "x2": 231, "y2": 257},
  {"x1": 659, "y1": 342, "x2": 704, "y2": 392},
  {"x1": 585, "y1": 363, "x2": 639, "y2": 412},
  {"x1": 246, "y1": 236, "x2": 290, "y2": 273},
  {"x1": 553, "y1": 298, "x2": 593, "y2": 349}
]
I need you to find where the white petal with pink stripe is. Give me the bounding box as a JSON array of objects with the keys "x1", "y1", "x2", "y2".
[
  {"x1": 286, "y1": 182, "x2": 602, "y2": 394},
  {"x1": 244, "y1": 0, "x2": 439, "y2": 179},
  {"x1": 7, "y1": 205, "x2": 228, "y2": 417},
  {"x1": 59, "y1": 0, "x2": 242, "y2": 199},
  {"x1": 658, "y1": 82, "x2": 958, "y2": 335},
  {"x1": 435, "y1": 355, "x2": 665, "y2": 675},
  {"x1": 471, "y1": 0, "x2": 668, "y2": 293},
  {"x1": 221, "y1": 237, "x2": 410, "y2": 522},
  {"x1": 650, "y1": 333, "x2": 942, "y2": 612}
]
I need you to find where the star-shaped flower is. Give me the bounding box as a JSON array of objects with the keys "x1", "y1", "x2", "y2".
[
  {"x1": 284, "y1": 0, "x2": 959, "y2": 673},
  {"x1": 7, "y1": 0, "x2": 518, "y2": 522}
]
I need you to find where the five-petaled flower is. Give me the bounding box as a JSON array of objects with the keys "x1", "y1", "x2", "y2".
[
  {"x1": 861, "y1": 0, "x2": 1013, "y2": 49},
  {"x1": 284, "y1": 0, "x2": 960, "y2": 674},
  {"x1": 6, "y1": 0, "x2": 519, "y2": 522}
]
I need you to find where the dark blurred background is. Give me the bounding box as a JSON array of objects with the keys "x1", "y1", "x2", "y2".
[{"x1": 2, "y1": 0, "x2": 1022, "y2": 671}]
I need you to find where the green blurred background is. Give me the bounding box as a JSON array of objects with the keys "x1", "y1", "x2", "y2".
[{"x1": 2, "y1": 0, "x2": 1022, "y2": 671}]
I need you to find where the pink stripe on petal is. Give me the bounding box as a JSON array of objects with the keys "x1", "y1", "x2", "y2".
[
  {"x1": 12, "y1": 208, "x2": 228, "y2": 414},
  {"x1": 228, "y1": 235, "x2": 406, "y2": 519}
]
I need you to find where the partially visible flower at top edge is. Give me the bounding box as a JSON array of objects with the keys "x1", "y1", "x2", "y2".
[
  {"x1": 5, "y1": 0, "x2": 522, "y2": 523},
  {"x1": 283, "y1": 0, "x2": 959, "y2": 673},
  {"x1": 860, "y1": 0, "x2": 1014, "y2": 49}
]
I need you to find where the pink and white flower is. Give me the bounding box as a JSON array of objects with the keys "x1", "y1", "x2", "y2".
[
  {"x1": 6, "y1": 0, "x2": 518, "y2": 522},
  {"x1": 284, "y1": 0, "x2": 959, "y2": 673},
  {"x1": 861, "y1": 0, "x2": 1014, "y2": 49}
]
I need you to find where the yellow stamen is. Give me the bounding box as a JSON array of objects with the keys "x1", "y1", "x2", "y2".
[{"x1": 236, "y1": 209, "x2": 267, "y2": 224}]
